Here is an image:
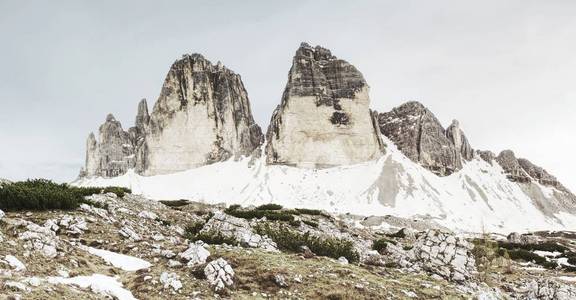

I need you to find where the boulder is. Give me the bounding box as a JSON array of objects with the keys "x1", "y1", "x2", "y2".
[
  {"x1": 265, "y1": 42, "x2": 384, "y2": 168},
  {"x1": 178, "y1": 241, "x2": 210, "y2": 267},
  {"x1": 409, "y1": 230, "x2": 476, "y2": 282},
  {"x1": 204, "y1": 258, "x2": 235, "y2": 291},
  {"x1": 201, "y1": 212, "x2": 277, "y2": 251}
]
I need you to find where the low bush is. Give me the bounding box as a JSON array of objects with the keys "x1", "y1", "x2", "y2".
[
  {"x1": 498, "y1": 241, "x2": 569, "y2": 253},
  {"x1": 289, "y1": 220, "x2": 301, "y2": 227},
  {"x1": 225, "y1": 207, "x2": 295, "y2": 222},
  {"x1": 191, "y1": 230, "x2": 239, "y2": 246},
  {"x1": 386, "y1": 229, "x2": 406, "y2": 239},
  {"x1": 372, "y1": 238, "x2": 396, "y2": 253},
  {"x1": 256, "y1": 203, "x2": 283, "y2": 211},
  {"x1": 302, "y1": 220, "x2": 319, "y2": 228},
  {"x1": 0, "y1": 179, "x2": 130, "y2": 211},
  {"x1": 184, "y1": 221, "x2": 206, "y2": 239},
  {"x1": 255, "y1": 224, "x2": 359, "y2": 263},
  {"x1": 295, "y1": 208, "x2": 323, "y2": 216}
]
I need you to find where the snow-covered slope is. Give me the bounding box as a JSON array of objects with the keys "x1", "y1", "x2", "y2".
[{"x1": 73, "y1": 137, "x2": 576, "y2": 234}]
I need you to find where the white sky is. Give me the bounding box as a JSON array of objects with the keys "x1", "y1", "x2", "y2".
[{"x1": 0, "y1": 0, "x2": 575, "y2": 192}]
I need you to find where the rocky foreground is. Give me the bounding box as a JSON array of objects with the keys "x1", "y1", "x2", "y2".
[{"x1": 1, "y1": 193, "x2": 576, "y2": 299}]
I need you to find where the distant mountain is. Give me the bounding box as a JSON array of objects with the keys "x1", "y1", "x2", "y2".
[{"x1": 76, "y1": 43, "x2": 576, "y2": 233}]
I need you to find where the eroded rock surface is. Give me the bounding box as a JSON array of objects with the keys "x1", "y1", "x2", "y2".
[
  {"x1": 204, "y1": 258, "x2": 234, "y2": 291},
  {"x1": 201, "y1": 212, "x2": 277, "y2": 251},
  {"x1": 265, "y1": 42, "x2": 384, "y2": 168},
  {"x1": 378, "y1": 102, "x2": 473, "y2": 176}
]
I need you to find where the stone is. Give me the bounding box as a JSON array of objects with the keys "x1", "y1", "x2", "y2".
[
  {"x1": 506, "y1": 232, "x2": 539, "y2": 245},
  {"x1": 337, "y1": 256, "x2": 349, "y2": 265},
  {"x1": 477, "y1": 150, "x2": 496, "y2": 165},
  {"x1": 160, "y1": 272, "x2": 182, "y2": 292},
  {"x1": 408, "y1": 230, "x2": 476, "y2": 282},
  {"x1": 119, "y1": 225, "x2": 141, "y2": 241},
  {"x1": 265, "y1": 42, "x2": 384, "y2": 168},
  {"x1": 0, "y1": 209, "x2": 5, "y2": 220},
  {"x1": 138, "y1": 211, "x2": 158, "y2": 220},
  {"x1": 274, "y1": 274, "x2": 289, "y2": 288},
  {"x1": 518, "y1": 279, "x2": 576, "y2": 300},
  {"x1": 201, "y1": 212, "x2": 277, "y2": 251},
  {"x1": 299, "y1": 245, "x2": 315, "y2": 258},
  {"x1": 4, "y1": 255, "x2": 26, "y2": 272},
  {"x1": 18, "y1": 223, "x2": 58, "y2": 258},
  {"x1": 178, "y1": 241, "x2": 210, "y2": 267},
  {"x1": 204, "y1": 258, "x2": 234, "y2": 291},
  {"x1": 378, "y1": 101, "x2": 472, "y2": 176},
  {"x1": 143, "y1": 54, "x2": 263, "y2": 175}
]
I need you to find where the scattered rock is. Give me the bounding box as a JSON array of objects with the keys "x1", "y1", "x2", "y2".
[
  {"x1": 138, "y1": 211, "x2": 158, "y2": 220},
  {"x1": 4, "y1": 255, "x2": 26, "y2": 272},
  {"x1": 160, "y1": 272, "x2": 182, "y2": 292},
  {"x1": 274, "y1": 274, "x2": 288, "y2": 288},
  {"x1": 299, "y1": 245, "x2": 315, "y2": 258},
  {"x1": 201, "y1": 212, "x2": 277, "y2": 251},
  {"x1": 204, "y1": 258, "x2": 234, "y2": 291},
  {"x1": 179, "y1": 241, "x2": 210, "y2": 267},
  {"x1": 337, "y1": 256, "x2": 349, "y2": 265},
  {"x1": 119, "y1": 225, "x2": 141, "y2": 241}
]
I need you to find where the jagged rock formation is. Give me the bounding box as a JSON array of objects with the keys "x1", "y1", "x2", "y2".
[
  {"x1": 378, "y1": 101, "x2": 473, "y2": 176},
  {"x1": 495, "y1": 150, "x2": 531, "y2": 183},
  {"x1": 477, "y1": 150, "x2": 496, "y2": 165},
  {"x1": 265, "y1": 43, "x2": 384, "y2": 168},
  {"x1": 83, "y1": 114, "x2": 136, "y2": 178},
  {"x1": 143, "y1": 54, "x2": 263, "y2": 175},
  {"x1": 83, "y1": 54, "x2": 263, "y2": 177}
]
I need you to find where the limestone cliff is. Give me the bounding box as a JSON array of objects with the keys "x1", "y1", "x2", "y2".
[
  {"x1": 265, "y1": 43, "x2": 384, "y2": 168},
  {"x1": 143, "y1": 54, "x2": 263, "y2": 175},
  {"x1": 378, "y1": 101, "x2": 473, "y2": 176}
]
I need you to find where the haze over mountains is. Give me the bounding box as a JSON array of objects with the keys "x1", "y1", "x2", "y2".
[{"x1": 76, "y1": 43, "x2": 576, "y2": 233}]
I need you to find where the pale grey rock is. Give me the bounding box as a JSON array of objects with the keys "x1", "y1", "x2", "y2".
[
  {"x1": 446, "y1": 119, "x2": 474, "y2": 161},
  {"x1": 138, "y1": 211, "x2": 158, "y2": 220},
  {"x1": 337, "y1": 256, "x2": 349, "y2": 265},
  {"x1": 160, "y1": 272, "x2": 182, "y2": 291},
  {"x1": 4, "y1": 255, "x2": 26, "y2": 272},
  {"x1": 204, "y1": 258, "x2": 235, "y2": 291},
  {"x1": 409, "y1": 230, "x2": 476, "y2": 282},
  {"x1": 201, "y1": 211, "x2": 277, "y2": 251},
  {"x1": 274, "y1": 274, "x2": 288, "y2": 288},
  {"x1": 143, "y1": 54, "x2": 263, "y2": 175},
  {"x1": 119, "y1": 225, "x2": 141, "y2": 241},
  {"x1": 0, "y1": 209, "x2": 5, "y2": 220},
  {"x1": 18, "y1": 223, "x2": 58, "y2": 258},
  {"x1": 178, "y1": 241, "x2": 210, "y2": 267},
  {"x1": 266, "y1": 42, "x2": 384, "y2": 168},
  {"x1": 378, "y1": 101, "x2": 472, "y2": 176},
  {"x1": 506, "y1": 232, "x2": 539, "y2": 245},
  {"x1": 517, "y1": 279, "x2": 576, "y2": 300}
]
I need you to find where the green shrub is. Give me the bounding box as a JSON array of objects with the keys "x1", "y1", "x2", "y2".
[
  {"x1": 0, "y1": 179, "x2": 130, "y2": 211},
  {"x1": 191, "y1": 230, "x2": 239, "y2": 246},
  {"x1": 498, "y1": 241, "x2": 569, "y2": 253},
  {"x1": 225, "y1": 208, "x2": 294, "y2": 222},
  {"x1": 295, "y1": 208, "x2": 323, "y2": 216},
  {"x1": 184, "y1": 221, "x2": 206, "y2": 239},
  {"x1": 256, "y1": 203, "x2": 283, "y2": 211},
  {"x1": 302, "y1": 220, "x2": 319, "y2": 228},
  {"x1": 255, "y1": 224, "x2": 359, "y2": 263},
  {"x1": 227, "y1": 204, "x2": 241, "y2": 211},
  {"x1": 372, "y1": 238, "x2": 395, "y2": 253},
  {"x1": 386, "y1": 229, "x2": 406, "y2": 239},
  {"x1": 289, "y1": 220, "x2": 301, "y2": 227}
]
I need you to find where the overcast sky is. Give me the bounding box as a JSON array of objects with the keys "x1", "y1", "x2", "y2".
[{"x1": 1, "y1": 0, "x2": 575, "y2": 192}]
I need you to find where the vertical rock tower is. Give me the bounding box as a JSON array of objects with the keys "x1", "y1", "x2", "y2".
[
  {"x1": 82, "y1": 54, "x2": 263, "y2": 177},
  {"x1": 265, "y1": 43, "x2": 384, "y2": 168},
  {"x1": 143, "y1": 54, "x2": 263, "y2": 175}
]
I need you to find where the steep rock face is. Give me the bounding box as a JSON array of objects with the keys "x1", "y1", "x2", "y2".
[
  {"x1": 265, "y1": 43, "x2": 384, "y2": 168},
  {"x1": 477, "y1": 150, "x2": 496, "y2": 165},
  {"x1": 143, "y1": 54, "x2": 263, "y2": 175},
  {"x1": 378, "y1": 101, "x2": 473, "y2": 176},
  {"x1": 495, "y1": 150, "x2": 531, "y2": 183},
  {"x1": 446, "y1": 120, "x2": 474, "y2": 161},
  {"x1": 84, "y1": 114, "x2": 135, "y2": 177}
]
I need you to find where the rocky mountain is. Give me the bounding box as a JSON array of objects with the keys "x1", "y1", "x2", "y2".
[
  {"x1": 82, "y1": 55, "x2": 263, "y2": 177},
  {"x1": 265, "y1": 43, "x2": 384, "y2": 168},
  {"x1": 377, "y1": 101, "x2": 473, "y2": 176},
  {"x1": 78, "y1": 43, "x2": 576, "y2": 234},
  {"x1": 143, "y1": 54, "x2": 263, "y2": 175}
]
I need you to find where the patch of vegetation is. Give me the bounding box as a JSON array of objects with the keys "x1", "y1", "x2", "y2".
[
  {"x1": 472, "y1": 238, "x2": 513, "y2": 281},
  {"x1": 289, "y1": 220, "x2": 301, "y2": 227},
  {"x1": 0, "y1": 179, "x2": 129, "y2": 211},
  {"x1": 372, "y1": 238, "x2": 397, "y2": 253},
  {"x1": 497, "y1": 241, "x2": 569, "y2": 253},
  {"x1": 190, "y1": 230, "x2": 239, "y2": 246},
  {"x1": 184, "y1": 221, "x2": 206, "y2": 239},
  {"x1": 224, "y1": 206, "x2": 295, "y2": 222},
  {"x1": 256, "y1": 203, "x2": 283, "y2": 211},
  {"x1": 302, "y1": 220, "x2": 319, "y2": 228},
  {"x1": 295, "y1": 208, "x2": 324, "y2": 216},
  {"x1": 156, "y1": 218, "x2": 171, "y2": 227},
  {"x1": 386, "y1": 229, "x2": 406, "y2": 239},
  {"x1": 255, "y1": 224, "x2": 359, "y2": 263},
  {"x1": 506, "y1": 249, "x2": 556, "y2": 269}
]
